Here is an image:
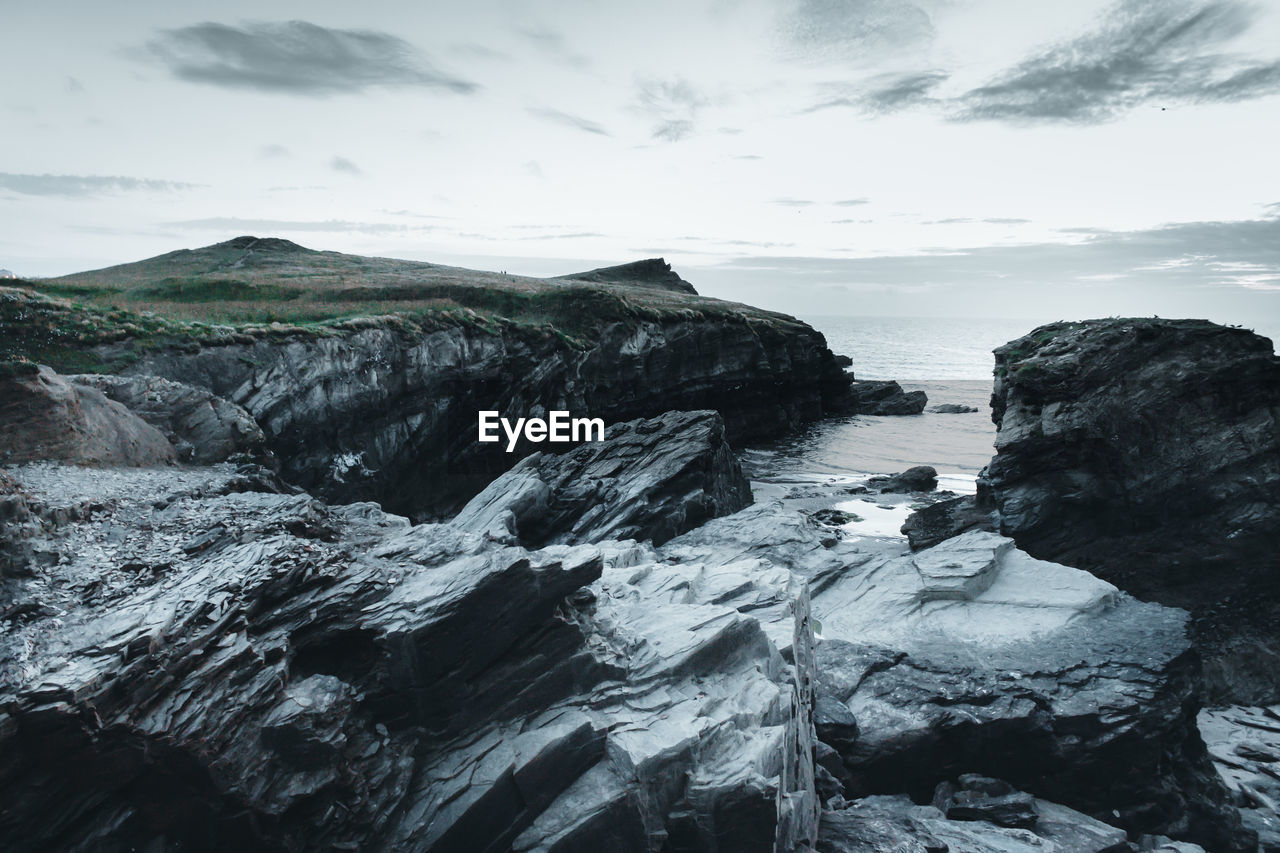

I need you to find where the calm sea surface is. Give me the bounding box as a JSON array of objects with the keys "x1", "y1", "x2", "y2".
[{"x1": 742, "y1": 316, "x2": 1042, "y2": 490}]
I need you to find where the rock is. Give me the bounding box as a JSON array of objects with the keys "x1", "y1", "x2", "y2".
[
  {"x1": 850, "y1": 379, "x2": 927, "y2": 415},
  {"x1": 832, "y1": 354, "x2": 853, "y2": 367},
  {"x1": 902, "y1": 492, "x2": 997, "y2": 550},
  {"x1": 0, "y1": 455, "x2": 816, "y2": 850},
  {"x1": 70, "y1": 373, "x2": 266, "y2": 464},
  {"x1": 65, "y1": 297, "x2": 856, "y2": 520},
  {"x1": 0, "y1": 363, "x2": 175, "y2": 467},
  {"x1": 554, "y1": 257, "x2": 698, "y2": 294},
  {"x1": 452, "y1": 410, "x2": 752, "y2": 546},
  {"x1": 818, "y1": 792, "x2": 1130, "y2": 853},
  {"x1": 1199, "y1": 705, "x2": 1280, "y2": 850},
  {"x1": 983, "y1": 318, "x2": 1280, "y2": 703},
  {"x1": 802, "y1": 527, "x2": 1254, "y2": 851},
  {"x1": 867, "y1": 465, "x2": 938, "y2": 493},
  {"x1": 933, "y1": 775, "x2": 1038, "y2": 829},
  {"x1": 927, "y1": 403, "x2": 979, "y2": 414}
]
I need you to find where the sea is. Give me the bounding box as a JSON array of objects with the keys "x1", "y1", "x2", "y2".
[{"x1": 740, "y1": 316, "x2": 1042, "y2": 494}]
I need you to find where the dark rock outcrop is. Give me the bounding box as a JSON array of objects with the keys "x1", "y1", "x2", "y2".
[
  {"x1": 849, "y1": 379, "x2": 927, "y2": 415},
  {"x1": 70, "y1": 373, "x2": 265, "y2": 464},
  {"x1": 555, "y1": 257, "x2": 698, "y2": 294},
  {"x1": 0, "y1": 418, "x2": 818, "y2": 851},
  {"x1": 0, "y1": 363, "x2": 175, "y2": 467},
  {"x1": 867, "y1": 465, "x2": 937, "y2": 493},
  {"x1": 799, "y1": 526, "x2": 1253, "y2": 851},
  {"x1": 902, "y1": 492, "x2": 997, "y2": 550},
  {"x1": 983, "y1": 318, "x2": 1280, "y2": 704},
  {"x1": 89, "y1": 309, "x2": 853, "y2": 520},
  {"x1": 818, "y1": 790, "x2": 1131, "y2": 852},
  {"x1": 453, "y1": 410, "x2": 752, "y2": 546},
  {"x1": 927, "y1": 403, "x2": 978, "y2": 414}
]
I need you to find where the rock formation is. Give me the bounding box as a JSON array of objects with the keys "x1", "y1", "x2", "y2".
[
  {"x1": 453, "y1": 410, "x2": 752, "y2": 546},
  {"x1": 848, "y1": 379, "x2": 927, "y2": 415},
  {"x1": 982, "y1": 318, "x2": 1280, "y2": 704},
  {"x1": 0, "y1": 363, "x2": 175, "y2": 467},
  {"x1": 70, "y1": 373, "x2": 266, "y2": 464},
  {"x1": 553, "y1": 258, "x2": 698, "y2": 295},
  {"x1": 0, "y1": 410, "x2": 821, "y2": 852}
]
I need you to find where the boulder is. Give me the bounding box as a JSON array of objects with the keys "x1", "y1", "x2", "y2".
[
  {"x1": 867, "y1": 465, "x2": 937, "y2": 493},
  {"x1": 818, "y1": 791, "x2": 1131, "y2": 853},
  {"x1": 902, "y1": 492, "x2": 998, "y2": 550},
  {"x1": 927, "y1": 403, "x2": 979, "y2": 414},
  {"x1": 0, "y1": 363, "x2": 175, "y2": 467},
  {"x1": 849, "y1": 379, "x2": 927, "y2": 415},
  {"x1": 70, "y1": 373, "x2": 265, "y2": 463},
  {"x1": 983, "y1": 318, "x2": 1280, "y2": 704},
  {"x1": 452, "y1": 410, "x2": 752, "y2": 546}
]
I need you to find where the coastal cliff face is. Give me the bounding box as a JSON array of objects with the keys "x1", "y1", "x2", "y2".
[
  {"x1": 983, "y1": 318, "x2": 1280, "y2": 703},
  {"x1": 1, "y1": 282, "x2": 853, "y2": 520},
  {"x1": 105, "y1": 311, "x2": 851, "y2": 519}
]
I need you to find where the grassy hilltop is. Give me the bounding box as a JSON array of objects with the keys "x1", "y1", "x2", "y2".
[{"x1": 1, "y1": 236, "x2": 806, "y2": 374}]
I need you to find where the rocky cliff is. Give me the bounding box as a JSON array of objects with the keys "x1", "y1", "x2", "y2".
[
  {"x1": 981, "y1": 318, "x2": 1280, "y2": 704},
  {"x1": 1, "y1": 283, "x2": 855, "y2": 519}
]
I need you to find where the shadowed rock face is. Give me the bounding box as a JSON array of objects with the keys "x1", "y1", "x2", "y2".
[
  {"x1": 0, "y1": 364, "x2": 175, "y2": 467},
  {"x1": 70, "y1": 373, "x2": 266, "y2": 464},
  {"x1": 453, "y1": 410, "x2": 752, "y2": 546},
  {"x1": 983, "y1": 318, "x2": 1280, "y2": 704},
  {"x1": 0, "y1": 410, "x2": 817, "y2": 852},
  {"x1": 103, "y1": 313, "x2": 852, "y2": 520},
  {"x1": 555, "y1": 258, "x2": 698, "y2": 295}
]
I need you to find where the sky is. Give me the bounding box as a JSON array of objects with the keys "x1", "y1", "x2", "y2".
[{"x1": 2, "y1": 0, "x2": 1279, "y2": 329}]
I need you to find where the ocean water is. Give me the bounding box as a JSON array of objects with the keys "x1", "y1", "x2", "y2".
[
  {"x1": 742, "y1": 316, "x2": 1037, "y2": 490},
  {"x1": 801, "y1": 315, "x2": 1043, "y2": 380}
]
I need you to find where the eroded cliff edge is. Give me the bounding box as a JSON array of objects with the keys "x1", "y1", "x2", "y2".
[
  {"x1": 981, "y1": 318, "x2": 1280, "y2": 704},
  {"x1": 1, "y1": 268, "x2": 855, "y2": 519}
]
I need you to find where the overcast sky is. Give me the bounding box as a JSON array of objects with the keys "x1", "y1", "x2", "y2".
[{"x1": 2, "y1": 0, "x2": 1279, "y2": 328}]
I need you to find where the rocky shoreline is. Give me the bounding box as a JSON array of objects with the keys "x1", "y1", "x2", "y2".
[{"x1": 2, "y1": 303, "x2": 1277, "y2": 851}]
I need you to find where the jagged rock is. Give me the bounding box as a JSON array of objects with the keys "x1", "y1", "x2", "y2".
[
  {"x1": 76, "y1": 301, "x2": 854, "y2": 520},
  {"x1": 0, "y1": 363, "x2": 175, "y2": 467},
  {"x1": 902, "y1": 492, "x2": 997, "y2": 550},
  {"x1": 932, "y1": 776, "x2": 1038, "y2": 829},
  {"x1": 927, "y1": 403, "x2": 979, "y2": 414},
  {"x1": 832, "y1": 355, "x2": 853, "y2": 368},
  {"x1": 555, "y1": 257, "x2": 698, "y2": 294},
  {"x1": 1199, "y1": 705, "x2": 1280, "y2": 850},
  {"x1": 0, "y1": 455, "x2": 817, "y2": 851},
  {"x1": 867, "y1": 465, "x2": 938, "y2": 493},
  {"x1": 849, "y1": 379, "x2": 927, "y2": 415},
  {"x1": 70, "y1": 373, "x2": 266, "y2": 464},
  {"x1": 818, "y1": 792, "x2": 1130, "y2": 852},
  {"x1": 793, "y1": 526, "x2": 1252, "y2": 851},
  {"x1": 984, "y1": 318, "x2": 1280, "y2": 704},
  {"x1": 452, "y1": 410, "x2": 752, "y2": 546}
]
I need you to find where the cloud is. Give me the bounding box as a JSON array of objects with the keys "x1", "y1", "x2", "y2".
[
  {"x1": 516, "y1": 26, "x2": 590, "y2": 67},
  {"x1": 956, "y1": 0, "x2": 1280, "y2": 123},
  {"x1": 168, "y1": 217, "x2": 423, "y2": 234},
  {"x1": 634, "y1": 77, "x2": 715, "y2": 142},
  {"x1": 330, "y1": 156, "x2": 363, "y2": 175},
  {"x1": 0, "y1": 173, "x2": 197, "y2": 197},
  {"x1": 526, "y1": 106, "x2": 610, "y2": 136},
  {"x1": 781, "y1": 0, "x2": 936, "y2": 60},
  {"x1": 715, "y1": 214, "x2": 1280, "y2": 296},
  {"x1": 772, "y1": 197, "x2": 817, "y2": 207},
  {"x1": 141, "y1": 20, "x2": 478, "y2": 96},
  {"x1": 259, "y1": 143, "x2": 290, "y2": 158},
  {"x1": 835, "y1": 198, "x2": 870, "y2": 206},
  {"x1": 652, "y1": 119, "x2": 696, "y2": 142},
  {"x1": 65, "y1": 77, "x2": 85, "y2": 94}
]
